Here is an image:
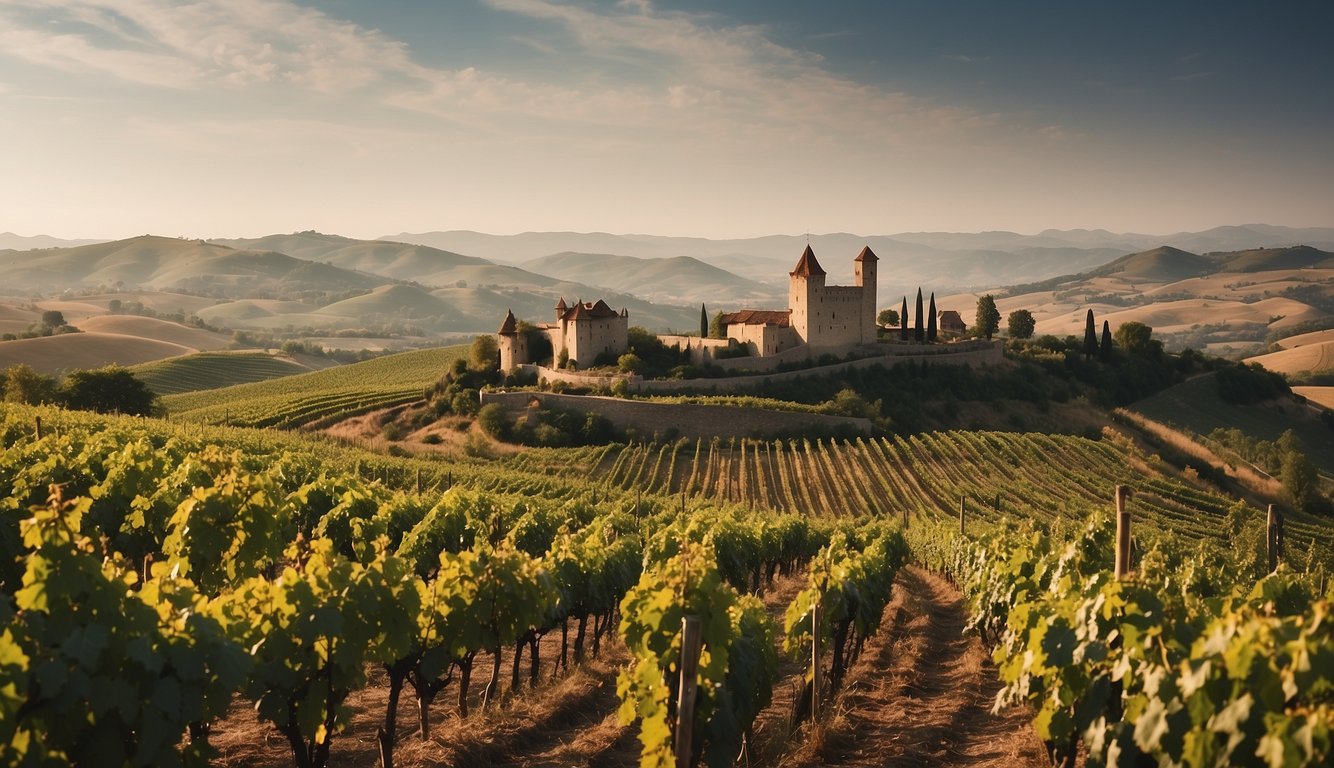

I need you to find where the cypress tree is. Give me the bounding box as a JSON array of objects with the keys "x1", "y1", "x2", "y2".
[
  {"x1": 1083, "y1": 309, "x2": 1098, "y2": 358},
  {"x1": 1100, "y1": 320, "x2": 1113, "y2": 361},
  {"x1": 700, "y1": 304, "x2": 708, "y2": 338},
  {"x1": 899, "y1": 296, "x2": 909, "y2": 341},
  {"x1": 914, "y1": 288, "x2": 924, "y2": 342},
  {"x1": 927, "y1": 292, "x2": 938, "y2": 342}
]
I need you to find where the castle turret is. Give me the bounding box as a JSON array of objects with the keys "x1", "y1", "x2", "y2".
[
  {"x1": 788, "y1": 245, "x2": 826, "y2": 344},
  {"x1": 554, "y1": 296, "x2": 567, "y2": 324},
  {"x1": 854, "y1": 245, "x2": 879, "y2": 344},
  {"x1": 497, "y1": 309, "x2": 526, "y2": 371}
]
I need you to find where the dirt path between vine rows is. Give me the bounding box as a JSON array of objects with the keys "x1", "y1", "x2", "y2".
[{"x1": 781, "y1": 564, "x2": 1047, "y2": 768}]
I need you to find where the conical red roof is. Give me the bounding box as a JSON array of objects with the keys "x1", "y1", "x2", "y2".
[
  {"x1": 498, "y1": 309, "x2": 517, "y2": 335},
  {"x1": 854, "y1": 245, "x2": 879, "y2": 262},
  {"x1": 790, "y1": 245, "x2": 826, "y2": 277}
]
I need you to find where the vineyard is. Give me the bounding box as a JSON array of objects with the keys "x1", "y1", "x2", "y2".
[
  {"x1": 0, "y1": 404, "x2": 1330, "y2": 766},
  {"x1": 507, "y1": 432, "x2": 1334, "y2": 568},
  {"x1": 131, "y1": 352, "x2": 312, "y2": 396},
  {"x1": 162, "y1": 346, "x2": 465, "y2": 428}
]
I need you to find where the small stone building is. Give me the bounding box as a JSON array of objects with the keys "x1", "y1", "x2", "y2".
[
  {"x1": 498, "y1": 297, "x2": 629, "y2": 371},
  {"x1": 938, "y1": 310, "x2": 967, "y2": 336}
]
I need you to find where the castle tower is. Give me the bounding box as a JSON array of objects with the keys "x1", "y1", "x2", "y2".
[
  {"x1": 497, "y1": 309, "x2": 526, "y2": 371},
  {"x1": 854, "y1": 245, "x2": 879, "y2": 344},
  {"x1": 788, "y1": 245, "x2": 826, "y2": 344}
]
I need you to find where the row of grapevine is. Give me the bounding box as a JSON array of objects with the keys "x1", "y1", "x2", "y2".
[
  {"x1": 548, "y1": 432, "x2": 1334, "y2": 569},
  {"x1": 907, "y1": 516, "x2": 1333, "y2": 767},
  {"x1": 0, "y1": 405, "x2": 915, "y2": 768}
]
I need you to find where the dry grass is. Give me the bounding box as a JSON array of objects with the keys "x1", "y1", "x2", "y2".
[
  {"x1": 1246, "y1": 341, "x2": 1334, "y2": 375},
  {"x1": 77, "y1": 315, "x2": 232, "y2": 350},
  {"x1": 1294, "y1": 386, "x2": 1334, "y2": 410},
  {"x1": 1113, "y1": 408, "x2": 1283, "y2": 500},
  {"x1": 0, "y1": 332, "x2": 195, "y2": 374}
]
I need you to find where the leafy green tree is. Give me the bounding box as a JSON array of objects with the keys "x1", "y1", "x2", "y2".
[
  {"x1": 974, "y1": 295, "x2": 1000, "y2": 340},
  {"x1": 1114, "y1": 321, "x2": 1161, "y2": 357},
  {"x1": 899, "y1": 296, "x2": 909, "y2": 340},
  {"x1": 468, "y1": 334, "x2": 499, "y2": 372},
  {"x1": 60, "y1": 366, "x2": 156, "y2": 415},
  {"x1": 914, "y1": 288, "x2": 924, "y2": 342},
  {"x1": 617, "y1": 353, "x2": 643, "y2": 374},
  {"x1": 477, "y1": 403, "x2": 510, "y2": 440},
  {"x1": 1099, "y1": 320, "x2": 1113, "y2": 361},
  {"x1": 700, "y1": 304, "x2": 708, "y2": 337},
  {"x1": 40, "y1": 310, "x2": 65, "y2": 329},
  {"x1": 4, "y1": 364, "x2": 59, "y2": 404},
  {"x1": 1281, "y1": 450, "x2": 1320, "y2": 512},
  {"x1": 710, "y1": 311, "x2": 727, "y2": 339},
  {"x1": 876, "y1": 308, "x2": 899, "y2": 327},
  {"x1": 1083, "y1": 309, "x2": 1097, "y2": 358},
  {"x1": 927, "y1": 293, "x2": 938, "y2": 341},
  {"x1": 1007, "y1": 309, "x2": 1036, "y2": 339}
]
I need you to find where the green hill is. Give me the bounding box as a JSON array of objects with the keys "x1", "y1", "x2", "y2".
[
  {"x1": 1091, "y1": 246, "x2": 1216, "y2": 282},
  {"x1": 131, "y1": 352, "x2": 313, "y2": 395},
  {"x1": 213, "y1": 232, "x2": 564, "y2": 289},
  {"x1": 522, "y1": 251, "x2": 777, "y2": 305},
  {"x1": 0, "y1": 235, "x2": 389, "y2": 295},
  {"x1": 1131, "y1": 373, "x2": 1334, "y2": 475},
  {"x1": 162, "y1": 345, "x2": 465, "y2": 428},
  {"x1": 1218, "y1": 245, "x2": 1334, "y2": 273}
]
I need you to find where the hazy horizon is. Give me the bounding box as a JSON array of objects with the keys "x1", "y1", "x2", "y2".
[{"x1": 3, "y1": 1, "x2": 1332, "y2": 240}]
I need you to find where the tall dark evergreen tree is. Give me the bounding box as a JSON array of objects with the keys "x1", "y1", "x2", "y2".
[
  {"x1": 914, "y1": 288, "x2": 924, "y2": 342},
  {"x1": 899, "y1": 296, "x2": 909, "y2": 341},
  {"x1": 975, "y1": 295, "x2": 1000, "y2": 340},
  {"x1": 700, "y1": 304, "x2": 708, "y2": 338},
  {"x1": 1083, "y1": 309, "x2": 1098, "y2": 358},
  {"x1": 1099, "y1": 320, "x2": 1113, "y2": 361},
  {"x1": 926, "y1": 292, "x2": 938, "y2": 342}
]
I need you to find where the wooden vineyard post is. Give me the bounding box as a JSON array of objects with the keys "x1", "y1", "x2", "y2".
[
  {"x1": 1277, "y1": 512, "x2": 1285, "y2": 564},
  {"x1": 415, "y1": 468, "x2": 423, "y2": 495},
  {"x1": 901, "y1": 506, "x2": 908, "y2": 530},
  {"x1": 675, "y1": 616, "x2": 703, "y2": 768},
  {"x1": 1267, "y1": 504, "x2": 1279, "y2": 573},
  {"x1": 811, "y1": 600, "x2": 823, "y2": 721},
  {"x1": 1114, "y1": 485, "x2": 1132, "y2": 580},
  {"x1": 636, "y1": 490, "x2": 642, "y2": 519},
  {"x1": 34, "y1": 416, "x2": 42, "y2": 440},
  {"x1": 959, "y1": 494, "x2": 966, "y2": 535}
]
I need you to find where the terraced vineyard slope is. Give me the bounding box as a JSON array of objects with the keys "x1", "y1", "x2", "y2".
[
  {"x1": 506, "y1": 431, "x2": 1334, "y2": 566},
  {"x1": 162, "y1": 346, "x2": 464, "y2": 428}
]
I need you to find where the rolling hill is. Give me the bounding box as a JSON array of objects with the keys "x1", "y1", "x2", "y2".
[
  {"x1": 130, "y1": 351, "x2": 315, "y2": 395},
  {"x1": 76, "y1": 315, "x2": 233, "y2": 350},
  {"x1": 521, "y1": 251, "x2": 778, "y2": 305},
  {"x1": 0, "y1": 333, "x2": 195, "y2": 375},
  {"x1": 1089, "y1": 246, "x2": 1216, "y2": 282},
  {"x1": 0, "y1": 236, "x2": 389, "y2": 295},
  {"x1": 212, "y1": 232, "x2": 512, "y2": 287}
]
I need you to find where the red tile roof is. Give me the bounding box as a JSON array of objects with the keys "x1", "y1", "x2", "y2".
[
  {"x1": 790, "y1": 245, "x2": 826, "y2": 277},
  {"x1": 562, "y1": 299, "x2": 621, "y2": 321},
  {"x1": 498, "y1": 309, "x2": 517, "y2": 335},
  {"x1": 720, "y1": 309, "x2": 791, "y2": 327},
  {"x1": 854, "y1": 245, "x2": 879, "y2": 262}
]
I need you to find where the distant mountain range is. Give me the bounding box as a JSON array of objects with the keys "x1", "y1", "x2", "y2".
[{"x1": 383, "y1": 224, "x2": 1334, "y2": 293}]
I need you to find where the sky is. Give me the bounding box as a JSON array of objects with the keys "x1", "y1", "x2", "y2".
[{"x1": 1, "y1": 0, "x2": 1332, "y2": 240}]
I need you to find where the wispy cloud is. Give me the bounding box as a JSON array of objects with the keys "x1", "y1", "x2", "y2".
[
  {"x1": 1172, "y1": 71, "x2": 1213, "y2": 83},
  {"x1": 0, "y1": 0, "x2": 422, "y2": 92}
]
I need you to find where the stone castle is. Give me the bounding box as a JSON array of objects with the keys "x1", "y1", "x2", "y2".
[{"x1": 498, "y1": 245, "x2": 879, "y2": 371}]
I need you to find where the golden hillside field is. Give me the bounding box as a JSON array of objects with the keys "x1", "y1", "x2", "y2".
[
  {"x1": 0, "y1": 332, "x2": 194, "y2": 374},
  {"x1": 1245, "y1": 341, "x2": 1334, "y2": 375},
  {"x1": 1294, "y1": 386, "x2": 1334, "y2": 410},
  {"x1": 77, "y1": 315, "x2": 232, "y2": 350}
]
